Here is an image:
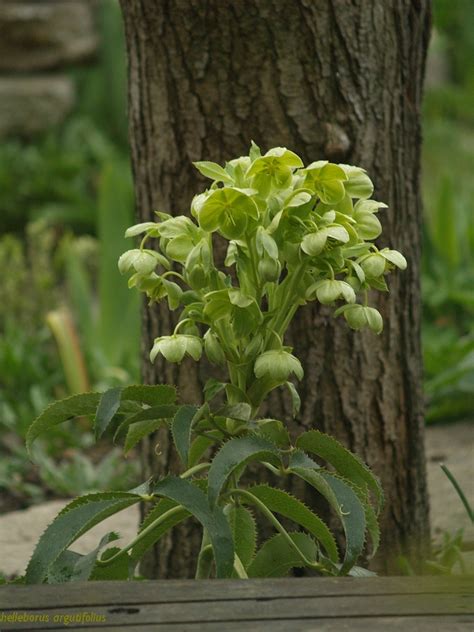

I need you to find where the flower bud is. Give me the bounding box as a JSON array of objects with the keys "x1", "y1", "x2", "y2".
[
  {"x1": 360, "y1": 254, "x2": 386, "y2": 278},
  {"x1": 258, "y1": 256, "x2": 281, "y2": 283},
  {"x1": 204, "y1": 330, "x2": 226, "y2": 365}
]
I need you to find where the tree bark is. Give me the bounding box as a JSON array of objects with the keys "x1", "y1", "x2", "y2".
[{"x1": 120, "y1": 0, "x2": 432, "y2": 577}]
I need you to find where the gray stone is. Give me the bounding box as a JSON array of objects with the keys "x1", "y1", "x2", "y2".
[
  {"x1": 0, "y1": 76, "x2": 75, "y2": 137},
  {"x1": 0, "y1": 1, "x2": 98, "y2": 71}
]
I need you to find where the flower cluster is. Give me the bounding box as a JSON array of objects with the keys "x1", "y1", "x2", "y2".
[{"x1": 119, "y1": 143, "x2": 406, "y2": 410}]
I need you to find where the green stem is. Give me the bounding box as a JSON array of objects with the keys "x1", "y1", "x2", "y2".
[
  {"x1": 228, "y1": 488, "x2": 328, "y2": 574},
  {"x1": 173, "y1": 318, "x2": 193, "y2": 335},
  {"x1": 269, "y1": 261, "x2": 306, "y2": 342},
  {"x1": 195, "y1": 529, "x2": 213, "y2": 579},
  {"x1": 233, "y1": 553, "x2": 249, "y2": 579},
  {"x1": 162, "y1": 270, "x2": 187, "y2": 283},
  {"x1": 180, "y1": 462, "x2": 211, "y2": 479},
  {"x1": 96, "y1": 504, "x2": 185, "y2": 566}
]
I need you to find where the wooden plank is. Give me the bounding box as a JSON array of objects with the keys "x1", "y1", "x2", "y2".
[
  {"x1": 1, "y1": 576, "x2": 471, "y2": 610},
  {"x1": 0, "y1": 592, "x2": 472, "y2": 629},
  {"x1": 51, "y1": 616, "x2": 474, "y2": 632}
]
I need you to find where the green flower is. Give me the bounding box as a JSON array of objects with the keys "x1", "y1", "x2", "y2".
[
  {"x1": 335, "y1": 304, "x2": 383, "y2": 334},
  {"x1": 150, "y1": 334, "x2": 202, "y2": 364},
  {"x1": 307, "y1": 279, "x2": 356, "y2": 305},
  {"x1": 254, "y1": 350, "x2": 304, "y2": 382}
]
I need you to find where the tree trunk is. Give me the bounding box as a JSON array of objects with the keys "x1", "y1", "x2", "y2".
[{"x1": 120, "y1": 0, "x2": 432, "y2": 577}]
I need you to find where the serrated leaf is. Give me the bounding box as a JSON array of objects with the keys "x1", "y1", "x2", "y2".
[
  {"x1": 25, "y1": 491, "x2": 144, "y2": 584},
  {"x1": 248, "y1": 485, "x2": 338, "y2": 563},
  {"x1": 95, "y1": 387, "x2": 122, "y2": 440},
  {"x1": 289, "y1": 454, "x2": 366, "y2": 574},
  {"x1": 226, "y1": 506, "x2": 257, "y2": 570},
  {"x1": 26, "y1": 393, "x2": 101, "y2": 456},
  {"x1": 172, "y1": 405, "x2": 198, "y2": 466},
  {"x1": 151, "y1": 477, "x2": 234, "y2": 578},
  {"x1": 90, "y1": 546, "x2": 131, "y2": 581},
  {"x1": 208, "y1": 436, "x2": 281, "y2": 507},
  {"x1": 130, "y1": 498, "x2": 190, "y2": 564},
  {"x1": 255, "y1": 419, "x2": 290, "y2": 448},
  {"x1": 114, "y1": 405, "x2": 179, "y2": 442},
  {"x1": 121, "y1": 384, "x2": 176, "y2": 406},
  {"x1": 296, "y1": 430, "x2": 383, "y2": 511},
  {"x1": 247, "y1": 532, "x2": 317, "y2": 578},
  {"x1": 124, "y1": 418, "x2": 168, "y2": 455},
  {"x1": 48, "y1": 532, "x2": 120, "y2": 584},
  {"x1": 188, "y1": 434, "x2": 216, "y2": 467}
]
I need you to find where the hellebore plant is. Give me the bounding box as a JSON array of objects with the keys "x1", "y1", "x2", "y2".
[{"x1": 24, "y1": 143, "x2": 406, "y2": 583}]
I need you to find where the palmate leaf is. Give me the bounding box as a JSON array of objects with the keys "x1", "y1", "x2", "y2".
[
  {"x1": 296, "y1": 430, "x2": 383, "y2": 511},
  {"x1": 151, "y1": 477, "x2": 234, "y2": 578},
  {"x1": 24, "y1": 490, "x2": 147, "y2": 584},
  {"x1": 247, "y1": 484, "x2": 338, "y2": 563},
  {"x1": 289, "y1": 451, "x2": 366, "y2": 574},
  {"x1": 207, "y1": 436, "x2": 281, "y2": 507},
  {"x1": 247, "y1": 532, "x2": 317, "y2": 578},
  {"x1": 226, "y1": 505, "x2": 257, "y2": 570}
]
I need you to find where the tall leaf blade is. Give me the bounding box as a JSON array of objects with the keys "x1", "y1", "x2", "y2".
[
  {"x1": 207, "y1": 436, "x2": 281, "y2": 507},
  {"x1": 226, "y1": 505, "x2": 257, "y2": 570},
  {"x1": 121, "y1": 384, "x2": 176, "y2": 406},
  {"x1": 296, "y1": 430, "x2": 383, "y2": 511},
  {"x1": 151, "y1": 477, "x2": 234, "y2": 578},
  {"x1": 248, "y1": 484, "x2": 338, "y2": 563},
  {"x1": 24, "y1": 491, "x2": 144, "y2": 584},
  {"x1": 26, "y1": 393, "x2": 101, "y2": 456},
  {"x1": 247, "y1": 532, "x2": 317, "y2": 578},
  {"x1": 289, "y1": 457, "x2": 366, "y2": 574},
  {"x1": 95, "y1": 386, "x2": 123, "y2": 439},
  {"x1": 171, "y1": 405, "x2": 198, "y2": 466}
]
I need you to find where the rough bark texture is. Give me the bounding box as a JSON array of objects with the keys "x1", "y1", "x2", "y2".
[{"x1": 120, "y1": 0, "x2": 432, "y2": 578}]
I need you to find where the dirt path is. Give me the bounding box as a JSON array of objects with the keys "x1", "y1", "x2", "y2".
[{"x1": 1, "y1": 422, "x2": 472, "y2": 578}]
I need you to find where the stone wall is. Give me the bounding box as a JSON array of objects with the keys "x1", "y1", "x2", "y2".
[{"x1": 0, "y1": 0, "x2": 98, "y2": 138}]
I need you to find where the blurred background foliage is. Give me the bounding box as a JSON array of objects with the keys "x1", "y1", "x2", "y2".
[{"x1": 0, "y1": 0, "x2": 472, "y2": 508}]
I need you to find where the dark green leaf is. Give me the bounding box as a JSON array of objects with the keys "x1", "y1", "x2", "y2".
[
  {"x1": 130, "y1": 498, "x2": 190, "y2": 564},
  {"x1": 208, "y1": 436, "x2": 281, "y2": 507},
  {"x1": 296, "y1": 430, "x2": 383, "y2": 511},
  {"x1": 90, "y1": 547, "x2": 132, "y2": 581},
  {"x1": 172, "y1": 405, "x2": 198, "y2": 466},
  {"x1": 151, "y1": 477, "x2": 234, "y2": 578},
  {"x1": 248, "y1": 484, "x2": 338, "y2": 563},
  {"x1": 25, "y1": 491, "x2": 144, "y2": 584},
  {"x1": 124, "y1": 418, "x2": 168, "y2": 455},
  {"x1": 95, "y1": 387, "x2": 122, "y2": 440},
  {"x1": 121, "y1": 384, "x2": 176, "y2": 406},
  {"x1": 247, "y1": 532, "x2": 317, "y2": 578},
  {"x1": 289, "y1": 455, "x2": 366, "y2": 574},
  {"x1": 114, "y1": 405, "x2": 179, "y2": 442},
  {"x1": 226, "y1": 505, "x2": 257, "y2": 570},
  {"x1": 26, "y1": 393, "x2": 101, "y2": 456}
]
